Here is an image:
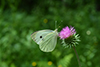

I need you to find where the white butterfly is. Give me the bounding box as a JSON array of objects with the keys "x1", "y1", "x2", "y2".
[{"x1": 31, "y1": 29, "x2": 58, "y2": 52}]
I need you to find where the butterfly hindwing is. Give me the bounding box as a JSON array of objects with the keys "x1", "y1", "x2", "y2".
[{"x1": 39, "y1": 30, "x2": 58, "y2": 52}]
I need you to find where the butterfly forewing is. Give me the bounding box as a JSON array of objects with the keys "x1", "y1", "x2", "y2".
[{"x1": 31, "y1": 30, "x2": 53, "y2": 44}]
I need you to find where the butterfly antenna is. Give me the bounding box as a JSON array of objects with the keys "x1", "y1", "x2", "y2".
[
  {"x1": 56, "y1": 20, "x2": 63, "y2": 29},
  {"x1": 58, "y1": 20, "x2": 63, "y2": 27},
  {"x1": 55, "y1": 21, "x2": 57, "y2": 29}
]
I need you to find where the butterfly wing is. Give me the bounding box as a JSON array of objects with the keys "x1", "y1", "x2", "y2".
[
  {"x1": 39, "y1": 30, "x2": 58, "y2": 52},
  {"x1": 31, "y1": 30, "x2": 53, "y2": 44}
]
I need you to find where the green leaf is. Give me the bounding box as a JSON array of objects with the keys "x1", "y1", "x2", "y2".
[{"x1": 57, "y1": 54, "x2": 73, "y2": 67}]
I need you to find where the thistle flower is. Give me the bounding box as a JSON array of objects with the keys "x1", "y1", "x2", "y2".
[
  {"x1": 59, "y1": 26, "x2": 80, "y2": 48},
  {"x1": 59, "y1": 26, "x2": 76, "y2": 39},
  {"x1": 59, "y1": 26, "x2": 81, "y2": 67}
]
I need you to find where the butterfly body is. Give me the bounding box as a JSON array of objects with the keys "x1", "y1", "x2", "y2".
[{"x1": 31, "y1": 29, "x2": 58, "y2": 52}]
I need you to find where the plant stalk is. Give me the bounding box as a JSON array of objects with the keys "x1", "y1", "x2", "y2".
[{"x1": 73, "y1": 46, "x2": 81, "y2": 67}]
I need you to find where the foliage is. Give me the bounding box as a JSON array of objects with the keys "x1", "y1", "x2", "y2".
[
  {"x1": 0, "y1": 0, "x2": 100, "y2": 67},
  {"x1": 57, "y1": 54, "x2": 73, "y2": 67}
]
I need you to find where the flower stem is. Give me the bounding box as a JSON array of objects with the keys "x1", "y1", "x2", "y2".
[{"x1": 73, "y1": 46, "x2": 81, "y2": 67}]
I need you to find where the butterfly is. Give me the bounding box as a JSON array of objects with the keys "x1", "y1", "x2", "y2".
[{"x1": 31, "y1": 29, "x2": 58, "y2": 52}]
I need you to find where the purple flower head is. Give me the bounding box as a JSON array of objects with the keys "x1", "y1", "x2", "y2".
[{"x1": 59, "y1": 26, "x2": 76, "y2": 39}]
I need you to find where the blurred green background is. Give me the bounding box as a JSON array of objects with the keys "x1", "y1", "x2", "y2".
[{"x1": 0, "y1": 0, "x2": 100, "y2": 67}]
